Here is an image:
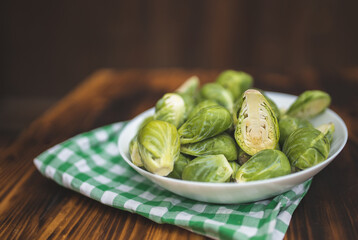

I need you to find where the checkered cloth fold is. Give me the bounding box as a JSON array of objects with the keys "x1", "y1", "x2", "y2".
[{"x1": 34, "y1": 122, "x2": 311, "y2": 240}]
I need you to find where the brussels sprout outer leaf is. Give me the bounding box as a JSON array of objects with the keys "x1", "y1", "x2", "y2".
[
  {"x1": 216, "y1": 70, "x2": 253, "y2": 100},
  {"x1": 235, "y1": 89, "x2": 280, "y2": 156},
  {"x1": 129, "y1": 135, "x2": 144, "y2": 167},
  {"x1": 176, "y1": 76, "x2": 200, "y2": 96},
  {"x1": 138, "y1": 120, "x2": 180, "y2": 176},
  {"x1": 286, "y1": 90, "x2": 331, "y2": 119},
  {"x1": 187, "y1": 100, "x2": 219, "y2": 120},
  {"x1": 181, "y1": 133, "x2": 239, "y2": 161},
  {"x1": 283, "y1": 127, "x2": 330, "y2": 170},
  {"x1": 182, "y1": 154, "x2": 233, "y2": 182},
  {"x1": 167, "y1": 154, "x2": 191, "y2": 179},
  {"x1": 179, "y1": 105, "x2": 233, "y2": 144},
  {"x1": 235, "y1": 149, "x2": 291, "y2": 182},
  {"x1": 278, "y1": 116, "x2": 313, "y2": 146},
  {"x1": 199, "y1": 83, "x2": 234, "y2": 113},
  {"x1": 154, "y1": 93, "x2": 186, "y2": 128}
]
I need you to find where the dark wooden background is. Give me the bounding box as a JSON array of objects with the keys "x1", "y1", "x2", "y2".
[{"x1": 1, "y1": 0, "x2": 358, "y2": 147}]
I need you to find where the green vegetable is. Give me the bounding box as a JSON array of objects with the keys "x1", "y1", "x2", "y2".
[
  {"x1": 178, "y1": 105, "x2": 233, "y2": 144},
  {"x1": 181, "y1": 133, "x2": 239, "y2": 161},
  {"x1": 283, "y1": 127, "x2": 330, "y2": 170},
  {"x1": 182, "y1": 154, "x2": 233, "y2": 182},
  {"x1": 129, "y1": 136, "x2": 143, "y2": 167},
  {"x1": 286, "y1": 90, "x2": 331, "y2": 119},
  {"x1": 138, "y1": 120, "x2": 180, "y2": 176},
  {"x1": 216, "y1": 70, "x2": 253, "y2": 101},
  {"x1": 167, "y1": 154, "x2": 191, "y2": 179},
  {"x1": 235, "y1": 89, "x2": 280, "y2": 156},
  {"x1": 235, "y1": 149, "x2": 291, "y2": 182},
  {"x1": 154, "y1": 93, "x2": 186, "y2": 128},
  {"x1": 199, "y1": 83, "x2": 234, "y2": 113},
  {"x1": 278, "y1": 116, "x2": 313, "y2": 146},
  {"x1": 187, "y1": 100, "x2": 218, "y2": 120},
  {"x1": 229, "y1": 161, "x2": 241, "y2": 181},
  {"x1": 176, "y1": 75, "x2": 200, "y2": 96},
  {"x1": 316, "y1": 122, "x2": 335, "y2": 144},
  {"x1": 238, "y1": 148, "x2": 251, "y2": 165}
]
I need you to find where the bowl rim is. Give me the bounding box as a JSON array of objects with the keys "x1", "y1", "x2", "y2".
[{"x1": 118, "y1": 91, "x2": 348, "y2": 188}]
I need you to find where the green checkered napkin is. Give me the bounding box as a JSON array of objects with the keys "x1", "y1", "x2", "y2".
[{"x1": 34, "y1": 122, "x2": 311, "y2": 240}]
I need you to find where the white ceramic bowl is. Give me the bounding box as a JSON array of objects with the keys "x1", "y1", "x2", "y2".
[{"x1": 118, "y1": 92, "x2": 348, "y2": 204}]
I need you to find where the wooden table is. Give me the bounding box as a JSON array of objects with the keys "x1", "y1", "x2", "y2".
[{"x1": 1, "y1": 69, "x2": 357, "y2": 239}]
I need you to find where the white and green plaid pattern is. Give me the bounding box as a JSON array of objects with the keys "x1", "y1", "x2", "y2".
[{"x1": 34, "y1": 122, "x2": 311, "y2": 240}]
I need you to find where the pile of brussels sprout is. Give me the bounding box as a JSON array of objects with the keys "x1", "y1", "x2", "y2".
[{"x1": 129, "y1": 70, "x2": 334, "y2": 183}]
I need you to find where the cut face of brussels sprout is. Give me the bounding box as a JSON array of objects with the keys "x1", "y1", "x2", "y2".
[
  {"x1": 216, "y1": 70, "x2": 253, "y2": 100},
  {"x1": 235, "y1": 149, "x2": 291, "y2": 182},
  {"x1": 182, "y1": 154, "x2": 233, "y2": 182},
  {"x1": 286, "y1": 90, "x2": 331, "y2": 119},
  {"x1": 138, "y1": 120, "x2": 180, "y2": 176},
  {"x1": 283, "y1": 127, "x2": 330, "y2": 170},
  {"x1": 181, "y1": 133, "x2": 239, "y2": 161},
  {"x1": 178, "y1": 105, "x2": 233, "y2": 144},
  {"x1": 154, "y1": 93, "x2": 186, "y2": 128},
  {"x1": 317, "y1": 122, "x2": 335, "y2": 144},
  {"x1": 278, "y1": 116, "x2": 313, "y2": 146},
  {"x1": 167, "y1": 154, "x2": 191, "y2": 179},
  {"x1": 199, "y1": 83, "x2": 234, "y2": 113},
  {"x1": 129, "y1": 136, "x2": 143, "y2": 167},
  {"x1": 187, "y1": 100, "x2": 218, "y2": 120},
  {"x1": 235, "y1": 89, "x2": 279, "y2": 156},
  {"x1": 176, "y1": 76, "x2": 200, "y2": 96}
]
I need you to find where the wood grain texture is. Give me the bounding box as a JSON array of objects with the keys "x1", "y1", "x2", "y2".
[{"x1": 0, "y1": 69, "x2": 357, "y2": 239}]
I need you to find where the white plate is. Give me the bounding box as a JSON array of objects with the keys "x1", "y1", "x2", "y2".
[{"x1": 118, "y1": 92, "x2": 348, "y2": 204}]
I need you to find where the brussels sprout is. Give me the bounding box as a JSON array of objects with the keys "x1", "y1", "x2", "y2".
[
  {"x1": 181, "y1": 133, "x2": 239, "y2": 161},
  {"x1": 235, "y1": 89, "x2": 280, "y2": 156},
  {"x1": 286, "y1": 90, "x2": 331, "y2": 119},
  {"x1": 138, "y1": 120, "x2": 180, "y2": 176},
  {"x1": 229, "y1": 161, "x2": 241, "y2": 181},
  {"x1": 167, "y1": 154, "x2": 191, "y2": 179},
  {"x1": 283, "y1": 127, "x2": 330, "y2": 170},
  {"x1": 199, "y1": 83, "x2": 234, "y2": 113},
  {"x1": 182, "y1": 154, "x2": 233, "y2": 182},
  {"x1": 178, "y1": 92, "x2": 196, "y2": 121},
  {"x1": 154, "y1": 93, "x2": 186, "y2": 128},
  {"x1": 232, "y1": 97, "x2": 244, "y2": 127},
  {"x1": 178, "y1": 105, "x2": 233, "y2": 144},
  {"x1": 187, "y1": 100, "x2": 218, "y2": 120},
  {"x1": 129, "y1": 136, "x2": 143, "y2": 167},
  {"x1": 238, "y1": 148, "x2": 251, "y2": 165},
  {"x1": 139, "y1": 116, "x2": 154, "y2": 130},
  {"x1": 278, "y1": 116, "x2": 313, "y2": 146},
  {"x1": 317, "y1": 122, "x2": 335, "y2": 144},
  {"x1": 216, "y1": 70, "x2": 253, "y2": 100},
  {"x1": 235, "y1": 149, "x2": 291, "y2": 182},
  {"x1": 176, "y1": 75, "x2": 200, "y2": 96}
]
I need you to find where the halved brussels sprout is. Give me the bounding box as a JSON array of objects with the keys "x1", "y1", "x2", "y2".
[
  {"x1": 182, "y1": 154, "x2": 233, "y2": 182},
  {"x1": 167, "y1": 154, "x2": 191, "y2": 179},
  {"x1": 283, "y1": 127, "x2": 330, "y2": 170},
  {"x1": 216, "y1": 70, "x2": 253, "y2": 100},
  {"x1": 278, "y1": 116, "x2": 313, "y2": 146},
  {"x1": 235, "y1": 89, "x2": 280, "y2": 156},
  {"x1": 235, "y1": 149, "x2": 291, "y2": 182},
  {"x1": 199, "y1": 83, "x2": 234, "y2": 113},
  {"x1": 129, "y1": 136, "x2": 143, "y2": 167},
  {"x1": 154, "y1": 93, "x2": 186, "y2": 128},
  {"x1": 180, "y1": 133, "x2": 239, "y2": 161},
  {"x1": 317, "y1": 122, "x2": 335, "y2": 144},
  {"x1": 286, "y1": 90, "x2": 331, "y2": 119},
  {"x1": 187, "y1": 100, "x2": 218, "y2": 120},
  {"x1": 138, "y1": 120, "x2": 180, "y2": 176},
  {"x1": 238, "y1": 148, "x2": 251, "y2": 165},
  {"x1": 176, "y1": 75, "x2": 200, "y2": 96},
  {"x1": 178, "y1": 105, "x2": 233, "y2": 144}
]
